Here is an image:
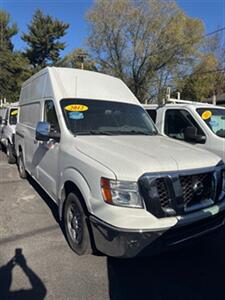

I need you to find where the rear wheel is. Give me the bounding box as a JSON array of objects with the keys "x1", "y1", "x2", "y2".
[
  {"x1": 6, "y1": 143, "x2": 16, "y2": 164},
  {"x1": 63, "y1": 192, "x2": 91, "y2": 255},
  {"x1": 18, "y1": 151, "x2": 27, "y2": 179}
]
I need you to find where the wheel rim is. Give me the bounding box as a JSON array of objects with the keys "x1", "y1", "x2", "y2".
[
  {"x1": 19, "y1": 155, "x2": 24, "y2": 174},
  {"x1": 67, "y1": 202, "x2": 83, "y2": 244},
  {"x1": 6, "y1": 146, "x2": 9, "y2": 157}
]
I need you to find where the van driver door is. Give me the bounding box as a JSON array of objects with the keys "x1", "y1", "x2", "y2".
[{"x1": 32, "y1": 100, "x2": 60, "y2": 200}]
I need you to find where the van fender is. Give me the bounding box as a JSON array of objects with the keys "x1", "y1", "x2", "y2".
[{"x1": 58, "y1": 168, "x2": 92, "y2": 220}]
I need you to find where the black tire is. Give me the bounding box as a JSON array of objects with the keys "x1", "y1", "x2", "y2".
[
  {"x1": 18, "y1": 151, "x2": 27, "y2": 179},
  {"x1": 63, "y1": 192, "x2": 91, "y2": 255},
  {"x1": 6, "y1": 143, "x2": 16, "y2": 164},
  {"x1": 0, "y1": 142, "x2": 2, "y2": 151}
]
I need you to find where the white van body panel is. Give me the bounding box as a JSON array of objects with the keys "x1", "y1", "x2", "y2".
[
  {"x1": 76, "y1": 135, "x2": 220, "y2": 180},
  {"x1": 19, "y1": 67, "x2": 139, "y2": 105}
]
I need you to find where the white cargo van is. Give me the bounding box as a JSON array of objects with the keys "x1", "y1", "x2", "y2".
[
  {"x1": 0, "y1": 103, "x2": 18, "y2": 163},
  {"x1": 144, "y1": 100, "x2": 225, "y2": 162},
  {"x1": 16, "y1": 67, "x2": 225, "y2": 257}
]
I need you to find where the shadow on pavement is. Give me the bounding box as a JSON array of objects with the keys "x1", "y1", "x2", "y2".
[
  {"x1": 0, "y1": 248, "x2": 47, "y2": 300},
  {"x1": 0, "y1": 224, "x2": 58, "y2": 246},
  {"x1": 107, "y1": 230, "x2": 225, "y2": 300},
  {"x1": 27, "y1": 175, "x2": 60, "y2": 224},
  {"x1": 26, "y1": 174, "x2": 69, "y2": 246}
]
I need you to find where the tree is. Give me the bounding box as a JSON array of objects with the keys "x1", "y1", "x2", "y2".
[
  {"x1": 0, "y1": 51, "x2": 31, "y2": 102},
  {"x1": 176, "y1": 32, "x2": 225, "y2": 101},
  {"x1": 204, "y1": 32, "x2": 225, "y2": 95},
  {"x1": 0, "y1": 10, "x2": 18, "y2": 51},
  {"x1": 57, "y1": 48, "x2": 97, "y2": 71},
  {"x1": 22, "y1": 9, "x2": 69, "y2": 68},
  {"x1": 176, "y1": 54, "x2": 219, "y2": 101},
  {"x1": 0, "y1": 10, "x2": 31, "y2": 102},
  {"x1": 87, "y1": 0, "x2": 204, "y2": 103}
]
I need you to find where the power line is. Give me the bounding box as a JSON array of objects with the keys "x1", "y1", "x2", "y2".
[
  {"x1": 150, "y1": 26, "x2": 225, "y2": 57},
  {"x1": 177, "y1": 67, "x2": 225, "y2": 80},
  {"x1": 203, "y1": 27, "x2": 225, "y2": 38},
  {"x1": 196, "y1": 68, "x2": 225, "y2": 75}
]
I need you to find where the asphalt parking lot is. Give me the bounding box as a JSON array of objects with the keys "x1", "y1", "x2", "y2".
[{"x1": 1, "y1": 150, "x2": 225, "y2": 300}]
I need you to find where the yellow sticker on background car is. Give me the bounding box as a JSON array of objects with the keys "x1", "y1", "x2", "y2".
[
  {"x1": 65, "y1": 104, "x2": 88, "y2": 112},
  {"x1": 11, "y1": 110, "x2": 18, "y2": 116},
  {"x1": 201, "y1": 110, "x2": 212, "y2": 120}
]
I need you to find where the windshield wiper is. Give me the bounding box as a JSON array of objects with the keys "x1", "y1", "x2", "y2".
[
  {"x1": 114, "y1": 130, "x2": 157, "y2": 135},
  {"x1": 74, "y1": 129, "x2": 158, "y2": 136},
  {"x1": 74, "y1": 130, "x2": 113, "y2": 136}
]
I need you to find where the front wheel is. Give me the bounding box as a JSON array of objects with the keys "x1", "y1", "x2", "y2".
[
  {"x1": 63, "y1": 192, "x2": 91, "y2": 255},
  {"x1": 6, "y1": 143, "x2": 16, "y2": 164},
  {"x1": 17, "y1": 151, "x2": 27, "y2": 179}
]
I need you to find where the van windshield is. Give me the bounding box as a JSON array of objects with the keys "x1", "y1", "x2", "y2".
[
  {"x1": 9, "y1": 108, "x2": 18, "y2": 125},
  {"x1": 197, "y1": 108, "x2": 225, "y2": 138},
  {"x1": 61, "y1": 99, "x2": 157, "y2": 136}
]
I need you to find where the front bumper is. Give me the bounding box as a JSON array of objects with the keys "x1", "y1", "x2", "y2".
[{"x1": 90, "y1": 210, "x2": 225, "y2": 258}]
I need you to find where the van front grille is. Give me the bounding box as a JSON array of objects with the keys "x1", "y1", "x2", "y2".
[
  {"x1": 179, "y1": 172, "x2": 213, "y2": 206},
  {"x1": 139, "y1": 166, "x2": 224, "y2": 218},
  {"x1": 155, "y1": 178, "x2": 170, "y2": 209}
]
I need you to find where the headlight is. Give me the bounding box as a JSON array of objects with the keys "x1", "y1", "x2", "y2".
[{"x1": 100, "y1": 177, "x2": 143, "y2": 208}]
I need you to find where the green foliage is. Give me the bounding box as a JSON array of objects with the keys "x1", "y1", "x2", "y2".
[
  {"x1": 0, "y1": 10, "x2": 18, "y2": 51},
  {"x1": 176, "y1": 54, "x2": 218, "y2": 100},
  {"x1": 0, "y1": 50, "x2": 32, "y2": 102},
  {"x1": 176, "y1": 33, "x2": 225, "y2": 101},
  {"x1": 22, "y1": 9, "x2": 69, "y2": 68},
  {"x1": 57, "y1": 48, "x2": 97, "y2": 71},
  {"x1": 0, "y1": 10, "x2": 31, "y2": 102},
  {"x1": 87, "y1": 0, "x2": 205, "y2": 103}
]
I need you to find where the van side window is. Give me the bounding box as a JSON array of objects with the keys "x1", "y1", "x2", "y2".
[
  {"x1": 164, "y1": 109, "x2": 205, "y2": 141},
  {"x1": 20, "y1": 103, "x2": 41, "y2": 128},
  {"x1": 9, "y1": 108, "x2": 18, "y2": 125},
  {"x1": 44, "y1": 100, "x2": 60, "y2": 132},
  {"x1": 146, "y1": 109, "x2": 157, "y2": 123}
]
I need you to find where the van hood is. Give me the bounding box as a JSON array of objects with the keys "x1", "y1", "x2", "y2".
[{"x1": 76, "y1": 135, "x2": 221, "y2": 180}]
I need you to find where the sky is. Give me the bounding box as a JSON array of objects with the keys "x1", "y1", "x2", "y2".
[{"x1": 1, "y1": 0, "x2": 225, "y2": 57}]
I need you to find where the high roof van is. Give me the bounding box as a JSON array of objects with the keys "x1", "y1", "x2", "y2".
[{"x1": 15, "y1": 67, "x2": 225, "y2": 257}]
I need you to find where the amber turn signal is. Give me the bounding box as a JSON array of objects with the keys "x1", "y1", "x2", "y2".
[{"x1": 101, "y1": 177, "x2": 113, "y2": 203}]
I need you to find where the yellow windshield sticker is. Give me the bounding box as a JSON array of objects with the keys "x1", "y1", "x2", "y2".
[
  {"x1": 65, "y1": 104, "x2": 88, "y2": 112},
  {"x1": 201, "y1": 110, "x2": 212, "y2": 120},
  {"x1": 11, "y1": 110, "x2": 18, "y2": 116}
]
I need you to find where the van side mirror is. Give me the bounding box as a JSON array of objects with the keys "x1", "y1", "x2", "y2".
[
  {"x1": 36, "y1": 121, "x2": 60, "y2": 142},
  {"x1": 36, "y1": 122, "x2": 50, "y2": 141},
  {"x1": 184, "y1": 126, "x2": 206, "y2": 144}
]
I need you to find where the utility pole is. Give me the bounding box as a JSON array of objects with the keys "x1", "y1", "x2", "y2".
[
  {"x1": 212, "y1": 94, "x2": 217, "y2": 105},
  {"x1": 77, "y1": 54, "x2": 87, "y2": 70}
]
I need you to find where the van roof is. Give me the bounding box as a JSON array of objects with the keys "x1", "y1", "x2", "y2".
[
  {"x1": 19, "y1": 67, "x2": 139, "y2": 106},
  {"x1": 143, "y1": 103, "x2": 225, "y2": 110}
]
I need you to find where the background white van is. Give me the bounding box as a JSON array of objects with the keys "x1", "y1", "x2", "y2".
[{"x1": 0, "y1": 103, "x2": 18, "y2": 163}]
